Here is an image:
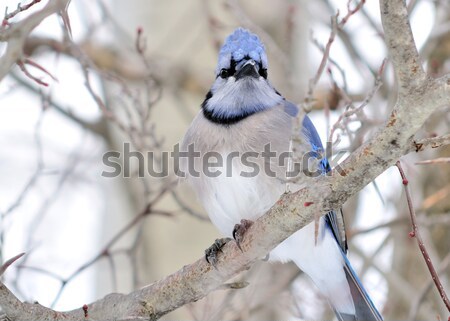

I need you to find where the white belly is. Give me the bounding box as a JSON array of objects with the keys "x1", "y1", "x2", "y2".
[{"x1": 189, "y1": 156, "x2": 286, "y2": 236}]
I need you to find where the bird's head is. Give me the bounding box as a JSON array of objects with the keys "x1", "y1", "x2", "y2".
[
  {"x1": 215, "y1": 27, "x2": 268, "y2": 80},
  {"x1": 202, "y1": 28, "x2": 282, "y2": 124}
]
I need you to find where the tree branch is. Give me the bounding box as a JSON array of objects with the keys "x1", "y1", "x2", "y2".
[
  {"x1": 0, "y1": 0, "x2": 70, "y2": 82},
  {"x1": 379, "y1": 0, "x2": 426, "y2": 88},
  {"x1": 413, "y1": 134, "x2": 450, "y2": 152},
  {"x1": 396, "y1": 161, "x2": 450, "y2": 313}
]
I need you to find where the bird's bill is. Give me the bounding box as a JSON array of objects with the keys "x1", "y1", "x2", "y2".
[{"x1": 235, "y1": 59, "x2": 259, "y2": 80}]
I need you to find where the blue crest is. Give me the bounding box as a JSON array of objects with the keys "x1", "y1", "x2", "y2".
[{"x1": 216, "y1": 28, "x2": 268, "y2": 74}]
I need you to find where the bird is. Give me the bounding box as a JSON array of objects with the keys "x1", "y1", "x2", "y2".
[{"x1": 180, "y1": 27, "x2": 383, "y2": 321}]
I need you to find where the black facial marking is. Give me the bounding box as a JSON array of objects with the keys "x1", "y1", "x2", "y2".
[
  {"x1": 201, "y1": 90, "x2": 213, "y2": 109},
  {"x1": 202, "y1": 108, "x2": 254, "y2": 125},
  {"x1": 258, "y1": 61, "x2": 267, "y2": 79},
  {"x1": 230, "y1": 59, "x2": 236, "y2": 74},
  {"x1": 217, "y1": 59, "x2": 237, "y2": 79},
  {"x1": 201, "y1": 91, "x2": 255, "y2": 125},
  {"x1": 259, "y1": 68, "x2": 267, "y2": 79}
]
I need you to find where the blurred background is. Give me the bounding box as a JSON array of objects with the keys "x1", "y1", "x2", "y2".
[{"x1": 0, "y1": 0, "x2": 449, "y2": 320}]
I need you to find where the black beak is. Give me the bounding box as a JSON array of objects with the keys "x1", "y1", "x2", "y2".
[{"x1": 235, "y1": 60, "x2": 259, "y2": 80}]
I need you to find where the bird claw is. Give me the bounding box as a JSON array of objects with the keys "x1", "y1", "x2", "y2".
[
  {"x1": 205, "y1": 238, "x2": 231, "y2": 267},
  {"x1": 232, "y1": 219, "x2": 254, "y2": 251}
]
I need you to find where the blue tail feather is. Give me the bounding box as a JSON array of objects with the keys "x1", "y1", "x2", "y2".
[{"x1": 340, "y1": 254, "x2": 383, "y2": 321}]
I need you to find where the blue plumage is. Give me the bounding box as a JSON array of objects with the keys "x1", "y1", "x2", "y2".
[{"x1": 217, "y1": 28, "x2": 268, "y2": 74}]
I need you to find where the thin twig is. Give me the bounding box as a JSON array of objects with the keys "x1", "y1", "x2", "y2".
[
  {"x1": 409, "y1": 252, "x2": 450, "y2": 319},
  {"x1": 328, "y1": 59, "x2": 386, "y2": 144},
  {"x1": 0, "y1": 253, "x2": 25, "y2": 276},
  {"x1": 16, "y1": 60, "x2": 49, "y2": 86},
  {"x1": 396, "y1": 160, "x2": 450, "y2": 314},
  {"x1": 415, "y1": 158, "x2": 450, "y2": 165},
  {"x1": 408, "y1": 253, "x2": 450, "y2": 320},
  {"x1": 3, "y1": 0, "x2": 42, "y2": 22},
  {"x1": 46, "y1": 199, "x2": 173, "y2": 306},
  {"x1": 305, "y1": 14, "x2": 338, "y2": 110},
  {"x1": 23, "y1": 58, "x2": 58, "y2": 81},
  {"x1": 304, "y1": 0, "x2": 366, "y2": 111}
]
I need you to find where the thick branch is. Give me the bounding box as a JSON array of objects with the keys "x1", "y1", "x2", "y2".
[{"x1": 380, "y1": 0, "x2": 426, "y2": 88}]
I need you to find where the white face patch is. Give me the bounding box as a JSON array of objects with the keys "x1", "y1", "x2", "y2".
[{"x1": 205, "y1": 76, "x2": 283, "y2": 119}]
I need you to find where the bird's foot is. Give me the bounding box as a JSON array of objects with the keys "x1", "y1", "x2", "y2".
[
  {"x1": 233, "y1": 219, "x2": 254, "y2": 251},
  {"x1": 205, "y1": 237, "x2": 232, "y2": 267}
]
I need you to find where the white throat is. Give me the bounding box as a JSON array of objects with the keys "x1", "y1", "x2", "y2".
[{"x1": 206, "y1": 77, "x2": 283, "y2": 118}]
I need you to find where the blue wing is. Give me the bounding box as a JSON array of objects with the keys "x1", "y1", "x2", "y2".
[{"x1": 301, "y1": 113, "x2": 347, "y2": 253}]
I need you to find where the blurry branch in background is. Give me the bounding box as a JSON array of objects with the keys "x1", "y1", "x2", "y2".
[
  {"x1": 307, "y1": 0, "x2": 388, "y2": 156},
  {"x1": 225, "y1": 0, "x2": 289, "y2": 70},
  {"x1": 9, "y1": 70, "x2": 108, "y2": 135},
  {"x1": 18, "y1": 191, "x2": 174, "y2": 308},
  {"x1": 415, "y1": 157, "x2": 450, "y2": 165},
  {"x1": 1, "y1": 0, "x2": 199, "y2": 316},
  {"x1": 305, "y1": 0, "x2": 366, "y2": 111},
  {"x1": 1, "y1": 112, "x2": 45, "y2": 218},
  {"x1": 0, "y1": 253, "x2": 25, "y2": 277},
  {"x1": 328, "y1": 59, "x2": 386, "y2": 147},
  {"x1": 0, "y1": 0, "x2": 71, "y2": 82},
  {"x1": 410, "y1": 252, "x2": 450, "y2": 320},
  {"x1": 0, "y1": 0, "x2": 449, "y2": 320}
]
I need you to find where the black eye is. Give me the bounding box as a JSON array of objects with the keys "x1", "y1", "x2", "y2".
[
  {"x1": 259, "y1": 68, "x2": 268, "y2": 79},
  {"x1": 219, "y1": 69, "x2": 230, "y2": 79}
]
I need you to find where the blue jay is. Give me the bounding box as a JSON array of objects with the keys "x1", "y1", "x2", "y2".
[{"x1": 180, "y1": 28, "x2": 382, "y2": 321}]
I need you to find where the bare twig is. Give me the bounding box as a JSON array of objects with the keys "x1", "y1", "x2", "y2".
[
  {"x1": 9, "y1": 71, "x2": 106, "y2": 136},
  {"x1": 0, "y1": 0, "x2": 71, "y2": 81},
  {"x1": 339, "y1": 0, "x2": 366, "y2": 27},
  {"x1": 421, "y1": 184, "x2": 450, "y2": 211},
  {"x1": 3, "y1": 0, "x2": 42, "y2": 22},
  {"x1": 305, "y1": 14, "x2": 338, "y2": 110},
  {"x1": 396, "y1": 161, "x2": 450, "y2": 314},
  {"x1": 305, "y1": 0, "x2": 366, "y2": 110},
  {"x1": 328, "y1": 59, "x2": 386, "y2": 144},
  {"x1": 171, "y1": 190, "x2": 209, "y2": 221},
  {"x1": 409, "y1": 252, "x2": 450, "y2": 319},
  {"x1": 0, "y1": 253, "x2": 25, "y2": 276},
  {"x1": 2, "y1": 110, "x2": 45, "y2": 217},
  {"x1": 415, "y1": 157, "x2": 450, "y2": 165},
  {"x1": 16, "y1": 60, "x2": 49, "y2": 86}
]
